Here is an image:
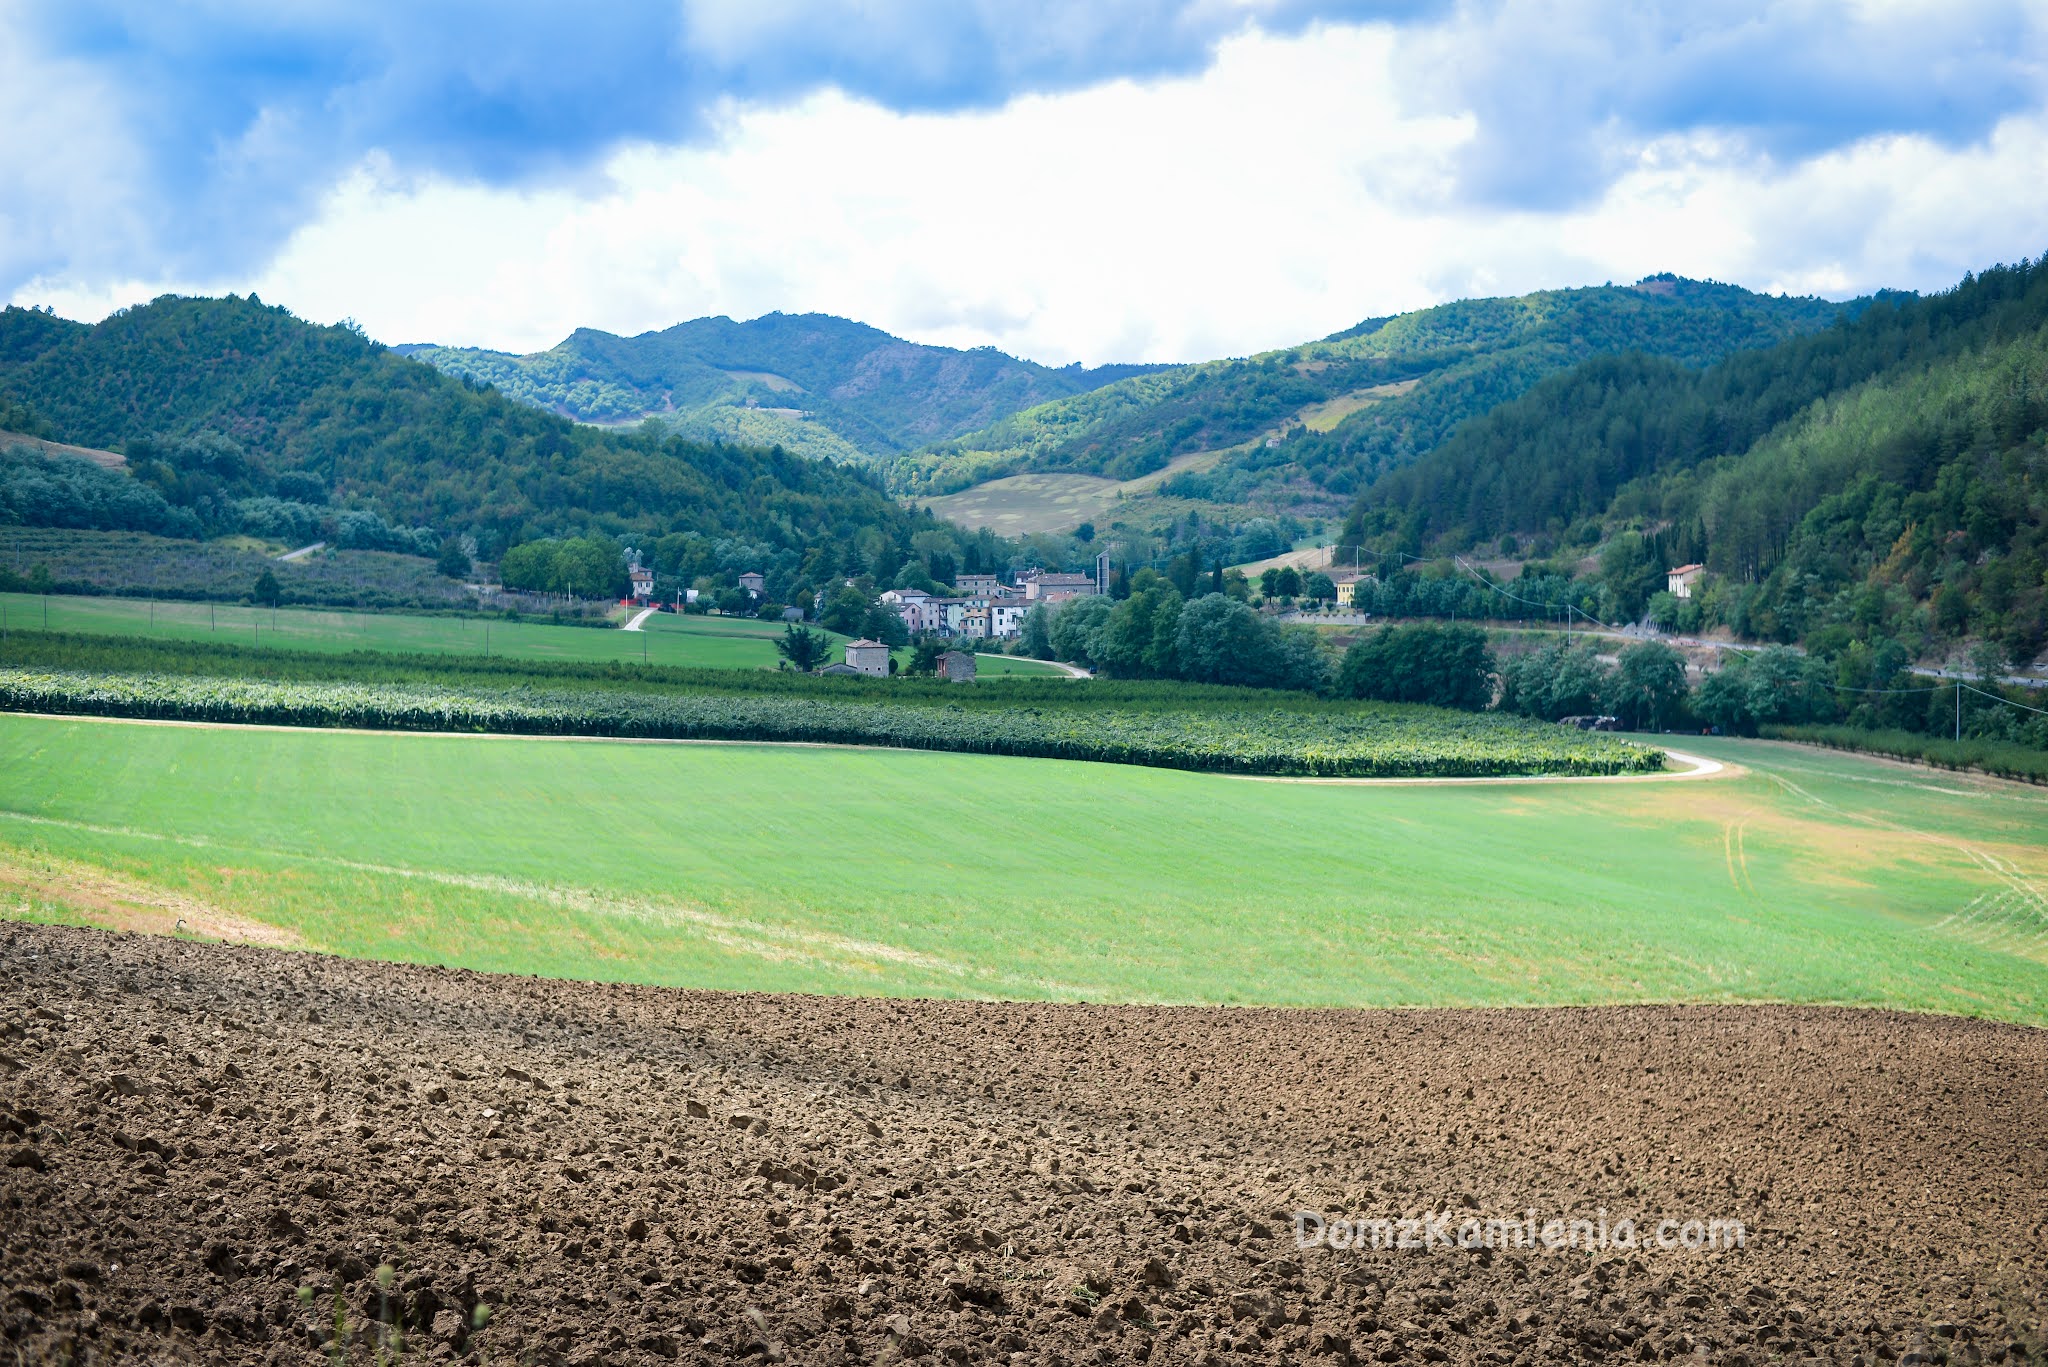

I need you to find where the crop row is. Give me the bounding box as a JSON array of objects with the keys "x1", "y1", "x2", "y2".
[{"x1": 0, "y1": 668, "x2": 1666, "y2": 778}]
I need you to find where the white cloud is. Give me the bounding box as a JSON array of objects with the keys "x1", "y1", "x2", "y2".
[
  {"x1": 12, "y1": 20, "x2": 2047, "y2": 366},
  {"x1": 0, "y1": 23, "x2": 150, "y2": 296}
]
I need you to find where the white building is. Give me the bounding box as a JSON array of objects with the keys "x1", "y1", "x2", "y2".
[
  {"x1": 990, "y1": 600, "x2": 1033, "y2": 638},
  {"x1": 1667, "y1": 564, "x2": 1705, "y2": 599},
  {"x1": 628, "y1": 564, "x2": 655, "y2": 601}
]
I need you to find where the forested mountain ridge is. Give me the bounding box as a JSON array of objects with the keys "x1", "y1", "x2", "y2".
[
  {"x1": 0, "y1": 295, "x2": 940, "y2": 570},
  {"x1": 1345, "y1": 257, "x2": 2048, "y2": 664},
  {"x1": 888, "y1": 276, "x2": 1854, "y2": 506},
  {"x1": 401, "y1": 313, "x2": 1166, "y2": 463}
]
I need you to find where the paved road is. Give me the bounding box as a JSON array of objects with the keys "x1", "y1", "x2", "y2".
[
  {"x1": 274, "y1": 541, "x2": 325, "y2": 562},
  {"x1": 621, "y1": 606, "x2": 659, "y2": 632},
  {"x1": 1295, "y1": 612, "x2": 2048, "y2": 690}
]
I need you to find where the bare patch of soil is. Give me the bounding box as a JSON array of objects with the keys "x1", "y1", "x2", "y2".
[
  {"x1": 2, "y1": 923, "x2": 2043, "y2": 1365},
  {"x1": 0, "y1": 851, "x2": 304, "y2": 949}
]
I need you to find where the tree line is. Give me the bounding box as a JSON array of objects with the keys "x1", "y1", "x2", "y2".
[{"x1": 1343, "y1": 258, "x2": 2048, "y2": 670}]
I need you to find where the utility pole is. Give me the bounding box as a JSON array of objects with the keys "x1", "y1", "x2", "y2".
[{"x1": 1956, "y1": 682, "x2": 1962, "y2": 742}]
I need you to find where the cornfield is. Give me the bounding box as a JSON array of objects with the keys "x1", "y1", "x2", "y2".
[{"x1": 0, "y1": 667, "x2": 1665, "y2": 778}]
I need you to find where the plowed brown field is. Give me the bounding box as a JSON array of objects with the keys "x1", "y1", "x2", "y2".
[{"x1": 3, "y1": 923, "x2": 2044, "y2": 1365}]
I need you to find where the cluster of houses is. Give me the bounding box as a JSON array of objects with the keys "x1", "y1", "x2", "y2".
[
  {"x1": 879, "y1": 556, "x2": 1106, "y2": 641},
  {"x1": 627, "y1": 563, "x2": 765, "y2": 606}
]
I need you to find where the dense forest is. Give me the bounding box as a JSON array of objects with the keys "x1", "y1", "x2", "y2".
[
  {"x1": 1346, "y1": 258, "x2": 2048, "y2": 666},
  {"x1": 893, "y1": 276, "x2": 1851, "y2": 503},
  {"x1": 0, "y1": 296, "x2": 953, "y2": 585},
  {"x1": 404, "y1": 312, "x2": 1164, "y2": 461}
]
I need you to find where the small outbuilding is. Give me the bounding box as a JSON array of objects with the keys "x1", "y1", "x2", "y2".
[
  {"x1": 937, "y1": 650, "x2": 977, "y2": 682},
  {"x1": 843, "y1": 639, "x2": 891, "y2": 677}
]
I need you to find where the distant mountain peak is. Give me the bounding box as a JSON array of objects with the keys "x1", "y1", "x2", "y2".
[{"x1": 403, "y1": 311, "x2": 1168, "y2": 461}]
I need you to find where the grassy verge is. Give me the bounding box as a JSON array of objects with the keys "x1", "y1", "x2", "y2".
[{"x1": 1764, "y1": 724, "x2": 2048, "y2": 784}]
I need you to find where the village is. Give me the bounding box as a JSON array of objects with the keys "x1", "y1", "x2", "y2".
[
  {"x1": 621, "y1": 551, "x2": 1112, "y2": 679},
  {"x1": 616, "y1": 550, "x2": 1720, "y2": 683}
]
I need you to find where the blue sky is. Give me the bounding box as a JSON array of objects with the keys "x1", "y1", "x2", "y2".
[{"x1": 3, "y1": 1, "x2": 2044, "y2": 364}]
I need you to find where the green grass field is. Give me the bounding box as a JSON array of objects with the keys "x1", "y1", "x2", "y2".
[
  {"x1": 4, "y1": 716, "x2": 2044, "y2": 1022},
  {"x1": 0, "y1": 592, "x2": 1067, "y2": 676}
]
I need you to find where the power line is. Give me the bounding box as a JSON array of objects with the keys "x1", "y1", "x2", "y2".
[
  {"x1": 1964, "y1": 681, "x2": 2048, "y2": 716},
  {"x1": 1449, "y1": 555, "x2": 1629, "y2": 635}
]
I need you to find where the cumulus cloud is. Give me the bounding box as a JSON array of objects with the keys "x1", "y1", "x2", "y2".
[
  {"x1": 4, "y1": 1, "x2": 2045, "y2": 361},
  {"x1": 1392, "y1": 0, "x2": 2048, "y2": 208},
  {"x1": 1, "y1": 0, "x2": 1437, "y2": 289}
]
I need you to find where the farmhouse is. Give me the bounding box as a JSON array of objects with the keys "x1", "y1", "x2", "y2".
[
  {"x1": 842, "y1": 639, "x2": 892, "y2": 677},
  {"x1": 628, "y1": 564, "x2": 655, "y2": 601},
  {"x1": 937, "y1": 650, "x2": 977, "y2": 682},
  {"x1": 1667, "y1": 564, "x2": 1705, "y2": 599},
  {"x1": 739, "y1": 571, "x2": 766, "y2": 598}
]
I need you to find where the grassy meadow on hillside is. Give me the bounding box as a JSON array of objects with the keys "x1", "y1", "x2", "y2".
[
  {"x1": 920, "y1": 451, "x2": 1227, "y2": 534},
  {"x1": 0, "y1": 528, "x2": 471, "y2": 608},
  {"x1": 2, "y1": 718, "x2": 2043, "y2": 1023}
]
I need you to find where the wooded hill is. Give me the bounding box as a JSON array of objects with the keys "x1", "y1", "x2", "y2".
[
  {"x1": 401, "y1": 314, "x2": 1163, "y2": 464},
  {"x1": 0, "y1": 295, "x2": 940, "y2": 572},
  {"x1": 888, "y1": 277, "x2": 1853, "y2": 505},
  {"x1": 1345, "y1": 257, "x2": 2048, "y2": 664}
]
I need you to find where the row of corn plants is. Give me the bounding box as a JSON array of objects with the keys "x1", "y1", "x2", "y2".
[{"x1": 0, "y1": 667, "x2": 1665, "y2": 778}]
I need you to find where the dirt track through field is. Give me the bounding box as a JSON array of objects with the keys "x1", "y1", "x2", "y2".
[{"x1": 2, "y1": 923, "x2": 2044, "y2": 1366}]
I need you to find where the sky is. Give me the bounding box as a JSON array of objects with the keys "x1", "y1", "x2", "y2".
[{"x1": 2, "y1": 0, "x2": 2045, "y2": 366}]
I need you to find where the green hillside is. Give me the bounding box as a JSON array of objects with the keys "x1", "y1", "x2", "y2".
[
  {"x1": 0, "y1": 296, "x2": 941, "y2": 571},
  {"x1": 1345, "y1": 257, "x2": 2048, "y2": 666},
  {"x1": 401, "y1": 313, "x2": 1164, "y2": 461},
  {"x1": 890, "y1": 276, "x2": 1853, "y2": 510}
]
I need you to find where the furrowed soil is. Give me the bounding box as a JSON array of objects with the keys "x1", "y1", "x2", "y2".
[{"x1": 3, "y1": 924, "x2": 2044, "y2": 1366}]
